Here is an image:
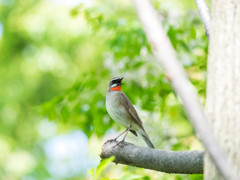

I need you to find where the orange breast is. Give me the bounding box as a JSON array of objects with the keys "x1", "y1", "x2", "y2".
[{"x1": 110, "y1": 85, "x2": 121, "y2": 91}]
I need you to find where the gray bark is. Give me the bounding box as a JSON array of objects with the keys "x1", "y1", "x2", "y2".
[
  {"x1": 205, "y1": 0, "x2": 240, "y2": 179},
  {"x1": 101, "y1": 140, "x2": 204, "y2": 174},
  {"x1": 133, "y1": 0, "x2": 237, "y2": 179}
]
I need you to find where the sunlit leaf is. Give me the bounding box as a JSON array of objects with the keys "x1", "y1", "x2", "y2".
[{"x1": 95, "y1": 156, "x2": 115, "y2": 178}]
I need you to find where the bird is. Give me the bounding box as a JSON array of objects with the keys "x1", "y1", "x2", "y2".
[{"x1": 106, "y1": 77, "x2": 154, "y2": 148}]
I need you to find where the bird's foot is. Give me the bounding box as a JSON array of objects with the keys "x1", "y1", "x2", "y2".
[
  {"x1": 108, "y1": 138, "x2": 118, "y2": 142},
  {"x1": 113, "y1": 140, "x2": 124, "y2": 148}
]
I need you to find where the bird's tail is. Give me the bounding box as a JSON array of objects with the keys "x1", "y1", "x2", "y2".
[{"x1": 139, "y1": 129, "x2": 154, "y2": 148}]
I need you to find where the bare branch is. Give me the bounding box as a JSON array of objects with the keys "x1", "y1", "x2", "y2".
[
  {"x1": 195, "y1": 0, "x2": 211, "y2": 39},
  {"x1": 133, "y1": 0, "x2": 238, "y2": 179},
  {"x1": 101, "y1": 140, "x2": 204, "y2": 174}
]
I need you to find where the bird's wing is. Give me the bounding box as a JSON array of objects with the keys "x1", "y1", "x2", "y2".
[{"x1": 119, "y1": 92, "x2": 144, "y2": 129}]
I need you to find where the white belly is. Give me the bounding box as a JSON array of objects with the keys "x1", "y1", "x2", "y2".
[{"x1": 106, "y1": 92, "x2": 130, "y2": 128}]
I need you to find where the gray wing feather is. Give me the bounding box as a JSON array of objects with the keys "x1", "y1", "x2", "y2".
[
  {"x1": 119, "y1": 92, "x2": 144, "y2": 129},
  {"x1": 118, "y1": 92, "x2": 154, "y2": 148}
]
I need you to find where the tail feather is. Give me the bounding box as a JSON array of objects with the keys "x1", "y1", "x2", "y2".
[
  {"x1": 138, "y1": 129, "x2": 154, "y2": 148},
  {"x1": 141, "y1": 134, "x2": 154, "y2": 148}
]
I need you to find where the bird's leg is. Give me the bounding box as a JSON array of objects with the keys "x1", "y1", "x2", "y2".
[
  {"x1": 122, "y1": 127, "x2": 130, "y2": 142},
  {"x1": 113, "y1": 128, "x2": 129, "y2": 141},
  {"x1": 114, "y1": 128, "x2": 130, "y2": 147}
]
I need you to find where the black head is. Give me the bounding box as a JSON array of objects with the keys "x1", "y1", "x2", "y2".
[{"x1": 108, "y1": 77, "x2": 124, "y2": 89}]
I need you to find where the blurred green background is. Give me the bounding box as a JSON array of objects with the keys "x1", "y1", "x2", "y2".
[{"x1": 0, "y1": 0, "x2": 209, "y2": 179}]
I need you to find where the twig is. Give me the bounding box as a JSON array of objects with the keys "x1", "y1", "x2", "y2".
[
  {"x1": 101, "y1": 140, "x2": 204, "y2": 174},
  {"x1": 133, "y1": 0, "x2": 238, "y2": 179},
  {"x1": 195, "y1": 0, "x2": 211, "y2": 39}
]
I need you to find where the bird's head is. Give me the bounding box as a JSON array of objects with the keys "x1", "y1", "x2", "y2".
[{"x1": 108, "y1": 77, "x2": 123, "y2": 91}]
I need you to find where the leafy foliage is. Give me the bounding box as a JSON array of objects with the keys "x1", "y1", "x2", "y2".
[
  {"x1": 0, "y1": 0, "x2": 207, "y2": 179},
  {"x1": 89, "y1": 156, "x2": 115, "y2": 179}
]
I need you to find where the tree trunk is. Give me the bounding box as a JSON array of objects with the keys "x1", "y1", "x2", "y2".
[{"x1": 205, "y1": 0, "x2": 240, "y2": 179}]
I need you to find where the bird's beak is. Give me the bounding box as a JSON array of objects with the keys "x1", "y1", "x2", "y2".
[{"x1": 117, "y1": 77, "x2": 124, "y2": 86}]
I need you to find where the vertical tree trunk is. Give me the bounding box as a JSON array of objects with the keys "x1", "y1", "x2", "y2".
[{"x1": 205, "y1": 0, "x2": 240, "y2": 179}]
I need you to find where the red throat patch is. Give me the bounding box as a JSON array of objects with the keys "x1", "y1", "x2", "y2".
[{"x1": 110, "y1": 85, "x2": 121, "y2": 91}]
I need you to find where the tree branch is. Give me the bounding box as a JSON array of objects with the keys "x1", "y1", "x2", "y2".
[
  {"x1": 195, "y1": 0, "x2": 211, "y2": 39},
  {"x1": 133, "y1": 0, "x2": 238, "y2": 179},
  {"x1": 101, "y1": 140, "x2": 204, "y2": 174}
]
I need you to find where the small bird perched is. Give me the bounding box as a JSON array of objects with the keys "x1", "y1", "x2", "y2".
[{"x1": 106, "y1": 77, "x2": 154, "y2": 148}]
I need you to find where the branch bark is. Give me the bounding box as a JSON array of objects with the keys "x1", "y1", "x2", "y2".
[
  {"x1": 101, "y1": 140, "x2": 204, "y2": 174},
  {"x1": 195, "y1": 0, "x2": 211, "y2": 39},
  {"x1": 133, "y1": 0, "x2": 238, "y2": 179}
]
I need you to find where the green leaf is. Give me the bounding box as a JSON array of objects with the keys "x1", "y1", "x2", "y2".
[
  {"x1": 95, "y1": 156, "x2": 115, "y2": 178},
  {"x1": 88, "y1": 167, "x2": 95, "y2": 176},
  {"x1": 119, "y1": 174, "x2": 144, "y2": 180}
]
